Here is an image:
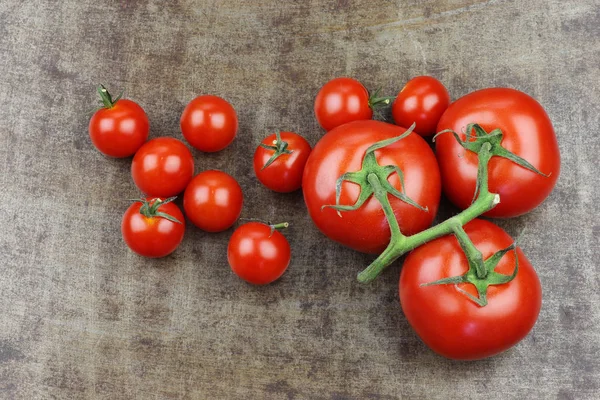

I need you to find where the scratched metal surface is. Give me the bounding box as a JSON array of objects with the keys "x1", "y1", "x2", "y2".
[{"x1": 0, "y1": 0, "x2": 598, "y2": 399}]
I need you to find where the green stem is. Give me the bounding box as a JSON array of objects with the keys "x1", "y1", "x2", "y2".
[
  {"x1": 451, "y1": 224, "x2": 486, "y2": 279},
  {"x1": 357, "y1": 143, "x2": 499, "y2": 283},
  {"x1": 367, "y1": 173, "x2": 406, "y2": 242},
  {"x1": 271, "y1": 222, "x2": 289, "y2": 230}
]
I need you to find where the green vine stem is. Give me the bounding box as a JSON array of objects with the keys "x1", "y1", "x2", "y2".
[{"x1": 96, "y1": 84, "x2": 124, "y2": 109}]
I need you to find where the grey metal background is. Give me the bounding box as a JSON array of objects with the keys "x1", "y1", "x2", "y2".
[{"x1": 1, "y1": 1, "x2": 598, "y2": 399}]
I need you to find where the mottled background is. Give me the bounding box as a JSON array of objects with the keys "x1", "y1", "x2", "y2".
[{"x1": 1, "y1": 0, "x2": 598, "y2": 399}]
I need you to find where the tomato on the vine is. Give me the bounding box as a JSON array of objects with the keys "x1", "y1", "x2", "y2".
[
  {"x1": 121, "y1": 197, "x2": 185, "y2": 258},
  {"x1": 400, "y1": 219, "x2": 541, "y2": 360},
  {"x1": 131, "y1": 137, "x2": 194, "y2": 198},
  {"x1": 228, "y1": 222, "x2": 291, "y2": 285},
  {"x1": 302, "y1": 120, "x2": 441, "y2": 254},
  {"x1": 392, "y1": 76, "x2": 450, "y2": 136},
  {"x1": 253, "y1": 131, "x2": 312, "y2": 193},
  {"x1": 183, "y1": 170, "x2": 243, "y2": 232},
  {"x1": 89, "y1": 85, "x2": 149, "y2": 157},
  {"x1": 180, "y1": 95, "x2": 238, "y2": 152},
  {"x1": 435, "y1": 88, "x2": 560, "y2": 218}
]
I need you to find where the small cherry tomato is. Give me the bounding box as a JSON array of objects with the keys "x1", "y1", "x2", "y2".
[
  {"x1": 253, "y1": 131, "x2": 312, "y2": 193},
  {"x1": 180, "y1": 95, "x2": 238, "y2": 152},
  {"x1": 131, "y1": 137, "x2": 195, "y2": 198},
  {"x1": 391, "y1": 76, "x2": 450, "y2": 137},
  {"x1": 183, "y1": 170, "x2": 243, "y2": 232},
  {"x1": 89, "y1": 85, "x2": 149, "y2": 157},
  {"x1": 227, "y1": 222, "x2": 291, "y2": 285},
  {"x1": 121, "y1": 197, "x2": 185, "y2": 258},
  {"x1": 314, "y1": 77, "x2": 392, "y2": 131}
]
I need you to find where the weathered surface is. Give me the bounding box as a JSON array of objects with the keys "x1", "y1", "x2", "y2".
[{"x1": 0, "y1": 1, "x2": 598, "y2": 398}]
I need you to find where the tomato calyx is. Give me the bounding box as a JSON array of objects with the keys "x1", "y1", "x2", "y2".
[
  {"x1": 322, "y1": 122, "x2": 427, "y2": 219},
  {"x1": 368, "y1": 88, "x2": 395, "y2": 119},
  {"x1": 96, "y1": 84, "x2": 124, "y2": 109},
  {"x1": 435, "y1": 123, "x2": 550, "y2": 202},
  {"x1": 259, "y1": 131, "x2": 293, "y2": 170},
  {"x1": 134, "y1": 197, "x2": 182, "y2": 224},
  {"x1": 420, "y1": 223, "x2": 519, "y2": 307}
]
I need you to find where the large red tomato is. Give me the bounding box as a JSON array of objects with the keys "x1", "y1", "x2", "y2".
[
  {"x1": 131, "y1": 137, "x2": 195, "y2": 198},
  {"x1": 302, "y1": 120, "x2": 441, "y2": 254},
  {"x1": 435, "y1": 88, "x2": 560, "y2": 218},
  {"x1": 400, "y1": 219, "x2": 542, "y2": 360}
]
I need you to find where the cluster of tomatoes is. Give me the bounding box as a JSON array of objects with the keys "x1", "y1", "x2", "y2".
[{"x1": 89, "y1": 74, "x2": 561, "y2": 361}]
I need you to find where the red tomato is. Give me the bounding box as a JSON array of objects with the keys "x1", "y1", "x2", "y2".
[
  {"x1": 392, "y1": 76, "x2": 450, "y2": 136},
  {"x1": 436, "y1": 88, "x2": 560, "y2": 218},
  {"x1": 400, "y1": 219, "x2": 541, "y2": 360},
  {"x1": 314, "y1": 77, "x2": 373, "y2": 131},
  {"x1": 227, "y1": 222, "x2": 291, "y2": 285},
  {"x1": 180, "y1": 95, "x2": 238, "y2": 152},
  {"x1": 302, "y1": 120, "x2": 441, "y2": 254},
  {"x1": 121, "y1": 198, "x2": 185, "y2": 258},
  {"x1": 89, "y1": 85, "x2": 149, "y2": 157},
  {"x1": 131, "y1": 137, "x2": 194, "y2": 198},
  {"x1": 183, "y1": 170, "x2": 243, "y2": 232},
  {"x1": 253, "y1": 131, "x2": 312, "y2": 193}
]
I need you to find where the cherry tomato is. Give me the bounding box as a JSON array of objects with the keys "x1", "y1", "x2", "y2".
[
  {"x1": 227, "y1": 222, "x2": 291, "y2": 285},
  {"x1": 180, "y1": 95, "x2": 238, "y2": 152},
  {"x1": 253, "y1": 131, "x2": 312, "y2": 193},
  {"x1": 121, "y1": 198, "x2": 185, "y2": 258},
  {"x1": 303, "y1": 120, "x2": 441, "y2": 254},
  {"x1": 436, "y1": 88, "x2": 560, "y2": 217},
  {"x1": 391, "y1": 76, "x2": 450, "y2": 137},
  {"x1": 314, "y1": 77, "x2": 374, "y2": 131},
  {"x1": 400, "y1": 219, "x2": 542, "y2": 360},
  {"x1": 89, "y1": 85, "x2": 149, "y2": 157},
  {"x1": 183, "y1": 170, "x2": 243, "y2": 232},
  {"x1": 131, "y1": 137, "x2": 194, "y2": 198}
]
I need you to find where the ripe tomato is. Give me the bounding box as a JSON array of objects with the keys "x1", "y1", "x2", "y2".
[
  {"x1": 253, "y1": 131, "x2": 312, "y2": 193},
  {"x1": 89, "y1": 85, "x2": 149, "y2": 157},
  {"x1": 131, "y1": 137, "x2": 195, "y2": 198},
  {"x1": 183, "y1": 170, "x2": 243, "y2": 232},
  {"x1": 180, "y1": 95, "x2": 238, "y2": 152},
  {"x1": 121, "y1": 198, "x2": 185, "y2": 258},
  {"x1": 391, "y1": 76, "x2": 450, "y2": 137},
  {"x1": 400, "y1": 219, "x2": 541, "y2": 360},
  {"x1": 227, "y1": 222, "x2": 291, "y2": 285},
  {"x1": 436, "y1": 88, "x2": 560, "y2": 218},
  {"x1": 302, "y1": 120, "x2": 441, "y2": 254}
]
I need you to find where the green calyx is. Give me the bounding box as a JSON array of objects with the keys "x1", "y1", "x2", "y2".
[
  {"x1": 420, "y1": 223, "x2": 519, "y2": 307},
  {"x1": 322, "y1": 122, "x2": 427, "y2": 219},
  {"x1": 135, "y1": 197, "x2": 181, "y2": 224},
  {"x1": 96, "y1": 84, "x2": 124, "y2": 109},
  {"x1": 368, "y1": 87, "x2": 395, "y2": 110},
  {"x1": 259, "y1": 131, "x2": 293, "y2": 170},
  {"x1": 434, "y1": 123, "x2": 550, "y2": 203}
]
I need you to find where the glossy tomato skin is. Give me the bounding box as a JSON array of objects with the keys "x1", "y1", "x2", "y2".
[
  {"x1": 392, "y1": 76, "x2": 450, "y2": 136},
  {"x1": 121, "y1": 200, "x2": 185, "y2": 258},
  {"x1": 180, "y1": 95, "x2": 238, "y2": 152},
  {"x1": 89, "y1": 99, "x2": 149, "y2": 157},
  {"x1": 131, "y1": 137, "x2": 194, "y2": 198},
  {"x1": 227, "y1": 222, "x2": 291, "y2": 285},
  {"x1": 436, "y1": 88, "x2": 560, "y2": 218},
  {"x1": 314, "y1": 77, "x2": 372, "y2": 131},
  {"x1": 400, "y1": 219, "x2": 541, "y2": 360},
  {"x1": 183, "y1": 170, "x2": 243, "y2": 232},
  {"x1": 303, "y1": 120, "x2": 441, "y2": 254},
  {"x1": 253, "y1": 132, "x2": 312, "y2": 193}
]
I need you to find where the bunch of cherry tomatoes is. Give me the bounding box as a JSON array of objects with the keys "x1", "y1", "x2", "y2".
[{"x1": 89, "y1": 75, "x2": 561, "y2": 360}]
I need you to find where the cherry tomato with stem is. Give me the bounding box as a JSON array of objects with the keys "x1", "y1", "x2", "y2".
[
  {"x1": 228, "y1": 222, "x2": 291, "y2": 285},
  {"x1": 89, "y1": 85, "x2": 149, "y2": 157},
  {"x1": 391, "y1": 76, "x2": 450, "y2": 137},
  {"x1": 400, "y1": 219, "x2": 541, "y2": 360},
  {"x1": 314, "y1": 77, "x2": 393, "y2": 131},
  {"x1": 183, "y1": 170, "x2": 243, "y2": 232},
  {"x1": 121, "y1": 197, "x2": 185, "y2": 258},
  {"x1": 180, "y1": 95, "x2": 238, "y2": 152},
  {"x1": 253, "y1": 131, "x2": 312, "y2": 193},
  {"x1": 131, "y1": 137, "x2": 195, "y2": 198}
]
